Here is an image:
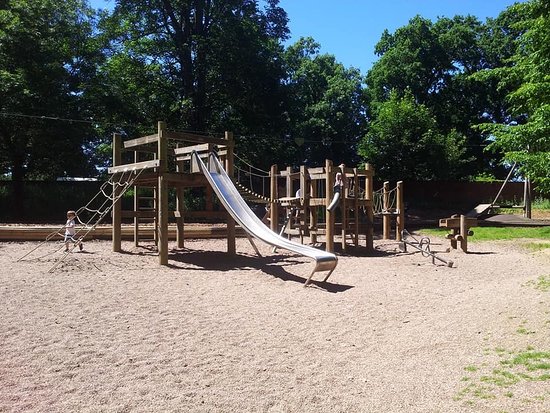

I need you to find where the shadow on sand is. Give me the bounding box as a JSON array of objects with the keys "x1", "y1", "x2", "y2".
[{"x1": 165, "y1": 248, "x2": 353, "y2": 293}]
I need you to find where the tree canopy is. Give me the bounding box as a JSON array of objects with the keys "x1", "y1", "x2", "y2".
[
  {"x1": 0, "y1": 0, "x2": 100, "y2": 181},
  {"x1": 476, "y1": 0, "x2": 550, "y2": 192},
  {"x1": 363, "y1": 11, "x2": 528, "y2": 181},
  {"x1": 0, "y1": 0, "x2": 548, "y2": 195}
]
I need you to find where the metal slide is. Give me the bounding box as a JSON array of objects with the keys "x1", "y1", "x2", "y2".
[{"x1": 192, "y1": 151, "x2": 337, "y2": 286}]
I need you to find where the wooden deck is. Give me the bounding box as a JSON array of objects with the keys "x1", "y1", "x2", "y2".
[{"x1": 479, "y1": 214, "x2": 550, "y2": 227}]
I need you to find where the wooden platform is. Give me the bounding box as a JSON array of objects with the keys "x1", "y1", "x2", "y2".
[
  {"x1": 0, "y1": 224, "x2": 244, "y2": 241},
  {"x1": 479, "y1": 214, "x2": 550, "y2": 227}
]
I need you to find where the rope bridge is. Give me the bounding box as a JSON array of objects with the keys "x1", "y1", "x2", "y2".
[{"x1": 373, "y1": 185, "x2": 399, "y2": 216}]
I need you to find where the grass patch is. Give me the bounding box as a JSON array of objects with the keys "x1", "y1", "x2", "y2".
[
  {"x1": 524, "y1": 242, "x2": 550, "y2": 251},
  {"x1": 495, "y1": 198, "x2": 550, "y2": 213},
  {"x1": 501, "y1": 351, "x2": 550, "y2": 373},
  {"x1": 533, "y1": 198, "x2": 550, "y2": 210},
  {"x1": 458, "y1": 349, "x2": 550, "y2": 406},
  {"x1": 525, "y1": 275, "x2": 550, "y2": 292},
  {"x1": 420, "y1": 226, "x2": 550, "y2": 241}
]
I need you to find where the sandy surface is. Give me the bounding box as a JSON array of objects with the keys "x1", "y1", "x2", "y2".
[{"x1": 1, "y1": 233, "x2": 549, "y2": 413}]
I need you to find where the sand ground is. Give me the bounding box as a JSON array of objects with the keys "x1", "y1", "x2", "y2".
[{"x1": 1, "y1": 233, "x2": 549, "y2": 413}]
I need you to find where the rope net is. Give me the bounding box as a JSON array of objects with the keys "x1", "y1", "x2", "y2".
[
  {"x1": 18, "y1": 169, "x2": 146, "y2": 272},
  {"x1": 373, "y1": 186, "x2": 398, "y2": 215}
]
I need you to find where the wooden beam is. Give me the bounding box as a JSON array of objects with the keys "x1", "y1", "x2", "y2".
[
  {"x1": 174, "y1": 143, "x2": 228, "y2": 155},
  {"x1": 107, "y1": 159, "x2": 160, "y2": 174},
  {"x1": 158, "y1": 121, "x2": 168, "y2": 265},
  {"x1": 325, "y1": 159, "x2": 334, "y2": 253},
  {"x1": 123, "y1": 133, "x2": 159, "y2": 148},
  {"x1": 0, "y1": 225, "x2": 245, "y2": 241},
  {"x1": 396, "y1": 181, "x2": 404, "y2": 241},
  {"x1": 279, "y1": 170, "x2": 301, "y2": 178},
  {"x1": 112, "y1": 133, "x2": 122, "y2": 253},
  {"x1": 165, "y1": 130, "x2": 234, "y2": 147},
  {"x1": 225, "y1": 131, "x2": 236, "y2": 255}
]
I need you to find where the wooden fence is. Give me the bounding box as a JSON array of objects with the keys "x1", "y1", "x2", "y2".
[{"x1": 0, "y1": 180, "x2": 540, "y2": 223}]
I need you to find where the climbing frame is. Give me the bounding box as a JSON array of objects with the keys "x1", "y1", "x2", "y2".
[{"x1": 110, "y1": 121, "x2": 236, "y2": 265}]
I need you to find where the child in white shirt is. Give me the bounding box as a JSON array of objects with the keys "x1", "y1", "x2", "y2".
[{"x1": 64, "y1": 210, "x2": 83, "y2": 252}]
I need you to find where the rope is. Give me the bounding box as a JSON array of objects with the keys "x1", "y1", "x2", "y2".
[
  {"x1": 233, "y1": 153, "x2": 270, "y2": 175},
  {"x1": 17, "y1": 169, "x2": 145, "y2": 270},
  {"x1": 373, "y1": 186, "x2": 398, "y2": 215},
  {"x1": 233, "y1": 180, "x2": 286, "y2": 204},
  {"x1": 47, "y1": 169, "x2": 146, "y2": 272}
]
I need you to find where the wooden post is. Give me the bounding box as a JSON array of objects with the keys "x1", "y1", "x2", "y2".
[
  {"x1": 133, "y1": 151, "x2": 140, "y2": 247},
  {"x1": 325, "y1": 159, "x2": 334, "y2": 252},
  {"x1": 353, "y1": 168, "x2": 359, "y2": 246},
  {"x1": 524, "y1": 178, "x2": 532, "y2": 219},
  {"x1": 365, "y1": 163, "x2": 374, "y2": 251},
  {"x1": 112, "y1": 133, "x2": 122, "y2": 252},
  {"x1": 157, "y1": 121, "x2": 169, "y2": 265},
  {"x1": 285, "y1": 166, "x2": 292, "y2": 197},
  {"x1": 176, "y1": 156, "x2": 185, "y2": 249},
  {"x1": 270, "y1": 164, "x2": 278, "y2": 233},
  {"x1": 300, "y1": 165, "x2": 309, "y2": 238},
  {"x1": 225, "y1": 131, "x2": 236, "y2": 256},
  {"x1": 309, "y1": 168, "x2": 318, "y2": 244},
  {"x1": 382, "y1": 181, "x2": 390, "y2": 240},
  {"x1": 153, "y1": 185, "x2": 159, "y2": 246},
  {"x1": 460, "y1": 214, "x2": 468, "y2": 252},
  {"x1": 396, "y1": 181, "x2": 404, "y2": 241},
  {"x1": 340, "y1": 165, "x2": 347, "y2": 251}
]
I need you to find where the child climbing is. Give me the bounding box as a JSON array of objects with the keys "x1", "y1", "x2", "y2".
[{"x1": 327, "y1": 164, "x2": 346, "y2": 212}]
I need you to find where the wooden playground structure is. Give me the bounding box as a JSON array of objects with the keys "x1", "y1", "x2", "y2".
[
  {"x1": 109, "y1": 121, "x2": 237, "y2": 265},
  {"x1": 267, "y1": 162, "x2": 405, "y2": 253},
  {"x1": 106, "y1": 121, "x2": 406, "y2": 264},
  {"x1": 15, "y1": 121, "x2": 406, "y2": 273},
  {"x1": 439, "y1": 214, "x2": 477, "y2": 253}
]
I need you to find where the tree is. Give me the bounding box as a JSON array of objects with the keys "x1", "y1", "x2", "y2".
[
  {"x1": 281, "y1": 37, "x2": 367, "y2": 167},
  {"x1": 0, "y1": 0, "x2": 100, "y2": 179},
  {"x1": 477, "y1": 0, "x2": 550, "y2": 193},
  {"x1": 364, "y1": 12, "x2": 525, "y2": 179},
  {"x1": 359, "y1": 91, "x2": 469, "y2": 181},
  {"x1": 98, "y1": 0, "x2": 289, "y2": 132},
  {"x1": 0, "y1": 0, "x2": 101, "y2": 215}
]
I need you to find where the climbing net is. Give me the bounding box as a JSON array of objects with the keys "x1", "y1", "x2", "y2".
[{"x1": 18, "y1": 169, "x2": 146, "y2": 272}]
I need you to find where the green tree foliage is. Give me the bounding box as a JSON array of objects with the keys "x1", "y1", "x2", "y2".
[
  {"x1": 0, "y1": 0, "x2": 100, "y2": 182},
  {"x1": 93, "y1": 0, "x2": 292, "y2": 172},
  {"x1": 478, "y1": 0, "x2": 550, "y2": 193},
  {"x1": 364, "y1": 12, "x2": 525, "y2": 179},
  {"x1": 98, "y1": 0, "x2": 288, "y2": 132},
  {"x1": 282, "y1": 38, "x2": 367, "y2": 167},
  {"x1": 359, "y1": 91, "x2": 469, "y2": 181}
]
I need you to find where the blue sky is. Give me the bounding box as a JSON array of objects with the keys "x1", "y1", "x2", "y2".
[{"x1": 90, "y1": 0, "x2": 524, "y2": 73}]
